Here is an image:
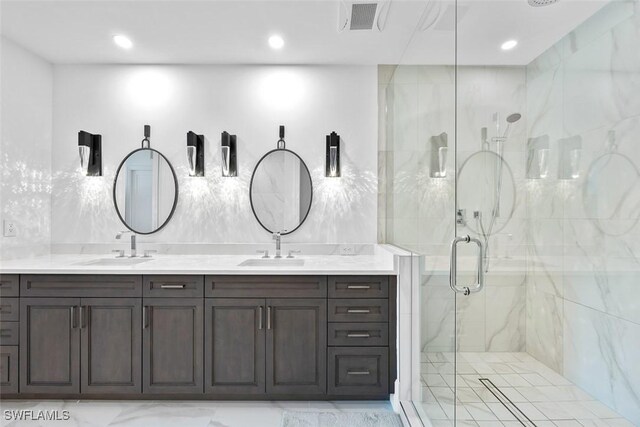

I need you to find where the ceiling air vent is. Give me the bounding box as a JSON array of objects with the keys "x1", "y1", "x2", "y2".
[{"x1": 338, "y1": 0, "x2": 391, "y2": 32}]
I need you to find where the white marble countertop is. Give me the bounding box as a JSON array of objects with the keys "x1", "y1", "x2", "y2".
[{"x1": 0, "y1": 252, "x2": 398, "y2": 275}]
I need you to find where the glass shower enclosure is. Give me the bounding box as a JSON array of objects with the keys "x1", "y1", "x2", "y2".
[{"x1": 381, "y1": 0, "x2": 640, "y2": 425}]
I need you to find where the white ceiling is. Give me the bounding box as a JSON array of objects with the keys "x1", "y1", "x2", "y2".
[{"x1": 0, "y1": 0, "x2": 607, "y2": 65}]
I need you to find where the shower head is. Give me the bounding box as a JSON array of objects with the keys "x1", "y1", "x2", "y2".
[
  {"x1": 502, "y1": 113, "x2": 522, "y2": 138},
  {"x1": 528, "y1": 0, "x2": 559, "y2": 7},
  {"x1": 507, "y1": 113, "x2": 522, "y2": 124}
]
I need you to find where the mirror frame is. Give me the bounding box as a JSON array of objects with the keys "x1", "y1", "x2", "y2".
[
  {"x1": 457, "y1": 149, "x2": 516, "y2": 235},
  {"x1": 112, "y1": 147, "x2": 179, "y2": 235},
  {"x1": 249, "y1": 148, "x2": 313, "y2": 235}
]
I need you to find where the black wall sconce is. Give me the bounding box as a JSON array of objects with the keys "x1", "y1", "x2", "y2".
[
  {"x1": 326, "y1": 131, "x2": 340, "y2": 177},
  {"x1": 186, "y1": 131, "x2": 205, "y2": 177},
  {"x1": 78, "y1": 130, "x2": 102, "y2": 176},
  {"x1": 221, "y1": 131, "x2": 237, "y2": 177}
]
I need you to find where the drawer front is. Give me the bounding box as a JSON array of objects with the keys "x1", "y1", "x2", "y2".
[
  {"x1": 144, "y1": 275, "x2": 204, "y2": 298},
  {"x1": 206, "y1": 275, "x2": 327, "y2": 298},
  {"x1": 328, "y1": 322, "x2": 388, "y2": 347},
  {"x1": 0, "y1": 275, "x2": 19, "y2": 297},
  {"x1": 0, "y1": 345, "x2": 19, "y2": 394},
  {"x1": 328, "y1": 347, "x2": 389, "y2": 396},
  {"x1": 328, "y1": 276, "x2": 388, "y2": 299},
  {"x1": 0, "y1": 322, "x2": 19, "y2": 346},
  {"x1": 328, "y1": 299, "x2": 388, "y2": 322},
  {"x1": 21, "y1": 275, "x2": 142, "y2": 297},
  {"x1": 0, "y1": 298, "x2": 19, "y2": 322}
]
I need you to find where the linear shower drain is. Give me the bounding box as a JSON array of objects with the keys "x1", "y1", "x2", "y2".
[{"x1": 479, "y1": 378, "x2": 537, "y2": 426}]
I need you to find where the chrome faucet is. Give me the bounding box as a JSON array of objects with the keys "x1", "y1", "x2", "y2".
[
  {"x1": 116, "y1": 231, "x2": 137, "y2": 257},
  {"x1": 272, "y1": 232, "x2": 282, "y2": 258}
]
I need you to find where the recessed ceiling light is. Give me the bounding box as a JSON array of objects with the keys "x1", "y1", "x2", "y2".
[
  {"x1": 268, "y1": 35, "x2": 284, "y2": 50},
  {"x1": 501, "y1": 40, "x2": 518, "y2": 51},
  {"x1": 113, "y1": 35, "x2": 133, "y2": 50}
]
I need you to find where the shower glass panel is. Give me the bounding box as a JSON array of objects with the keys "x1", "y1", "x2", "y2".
[
  {"x1": 384, "y1": 0, "x2": 639, "y2": 425},
  {"x1": 452, "y1": 0, "x2": 639, "y2": 425}
]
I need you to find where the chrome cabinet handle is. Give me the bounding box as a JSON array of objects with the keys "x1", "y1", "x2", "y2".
[
  {"x1": 266, "y1": 306, "x2": 272, "y2": 330},
  {"x1": 347, "y1": 332, "x2": 371, "y2": 338},
  {"x1": 347, "y1": 285, "x2": 371, "y2": 290},
  {"x1": 347, "y1": 308, "x2": 371, "y2": 314},
  {"x1": 160, "y1": 284, "x2": 186, "y2": 289},
  {"x1": 79, "y1": 306, "x2": 84, "y2": 329},
  {"x1": 258, "y1": 306, "x2": 263, "y2": 330},
  {"x1": 142, "y1": 306, "x2": 149, "y2": 329},
  {"x1": 449, "y1": 235, "x2": 485, "y2": 296},
  {"x1": 347, "y1": 370, "x2": 371, "y2": 376},
  {"x1": 70, "y1": 306, "x2": 76, "y2": 329}
]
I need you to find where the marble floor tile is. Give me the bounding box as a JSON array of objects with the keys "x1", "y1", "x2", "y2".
[
  {"x1": 417, "y1": 352, "x2": 634, "y2": 426},
  {"x1": 0, "y1": 400, "x2": 396, "y2": 427}
]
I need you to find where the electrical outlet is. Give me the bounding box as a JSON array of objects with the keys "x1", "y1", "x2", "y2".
[
  {"x1": 3, "y1": 220, "x2": 17, "y2": 237},
  {"x1": 339, "y1": 245, "x2": 356, "y2": 256}
]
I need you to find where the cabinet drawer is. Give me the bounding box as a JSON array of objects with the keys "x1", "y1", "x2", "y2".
[
  {"x1": 328, "y1": 322, "x2": 388, "y2": 347},
  {"x1": 206, "y1": 275, "x2": 326, "y2": 298},
  {"x1": 328, "y1": 347, "x2": 388, "y2": 396},
  {"x1": 0, "y1": 298, "x2": 19, "y2": 322},
  {"x1": 0, "y1": 275, "x2": 19, "y2": 297},
  {"x1": 0, "y1": 345, "x2": 19, "y2": 394},
  {"x1": 21, "y1": 275, "x2": 142, "y2": 297},
  {"x1": 144, "y1": 275, "x2": 204, "y2": 298},
  {"x1": 328, "y1": 276, "x2": 388, "y2": 299},
  {"x1": 0, "y1": 322, "x2": 19, "y2": 346},
  {"x1": 328, "y1": 299, "x2": 388, "y2": 322}
]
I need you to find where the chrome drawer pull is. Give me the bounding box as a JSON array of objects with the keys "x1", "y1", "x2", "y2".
[
  {"x1": 0, "y1": 329, "x2": 10, "y2": 337},
  {"x1": 347, "y1": 370, "x2": 371, "y2": 376},
  {"x1": 347, "y1": 332, "x2": 371, "y2": 338},
  {"x1": 347, "y1": 308, "x2": 371, "y2": 314},
  {"x1": 347, "y1": 285, "x2": 371, "y2": 290},
  {"x1": 160, "y1": 284, "x2": 186, "y2": 289}
]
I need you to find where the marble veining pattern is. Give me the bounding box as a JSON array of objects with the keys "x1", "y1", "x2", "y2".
[{"x1": 0, "y1": 400, "x2": 395, "y2": 427}]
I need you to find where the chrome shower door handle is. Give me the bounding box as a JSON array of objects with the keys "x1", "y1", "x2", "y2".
[{"x1": 449, "y1": 235, "x2": 485, "y2": 296}]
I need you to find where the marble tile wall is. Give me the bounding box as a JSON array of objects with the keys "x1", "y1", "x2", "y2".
[
  {"x1": 525, "y1": 1, "x2": 640, "y2": 423},
  {"x1": 51, "y1": 65, "x2": 379, "y2": 246},
  {"x1": 378, "y1": 64, "x2": 528, "y2": 353},
  {"x1": 0, "y1": 37, "x2": 53, "y2": 260}
]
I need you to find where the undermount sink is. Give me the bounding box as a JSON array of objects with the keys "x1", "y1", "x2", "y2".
[
  {"x1": 238, "y1": 258, "x2": 305, "y2": 267},
  {"x1": 77, "y1": 258, "x2": 152, "y2": 266}
]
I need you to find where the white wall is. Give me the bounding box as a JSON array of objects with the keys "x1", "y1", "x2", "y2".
[
  {"x1": 51, "y1": 65, "x2": 378, "y2": 245},
  {"x1": 0, "y1": 37, "x2": 52, "y2": 260}
]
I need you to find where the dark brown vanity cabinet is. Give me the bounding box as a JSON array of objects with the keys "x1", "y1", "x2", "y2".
[
  {"x1": 204, "y1": 278, "x2": 327, "y2": 397},
  {"x1": 20, "y1": 298, "x2": 81, "y2": 394},
  {"x1": 266, "y1": 299, "x2": 327, "y2": 395},
  {"x1": 3, "y1": 273, "x2": 395, "y2": 399},
  {"x1": 20, "y1": 297, "x2": 142, "y2": 395},
  {"x1": 143, "y1": 298, "x2": 203, "y2": 394},
  {"x1": 205, "y1": 299, "x2": 265, "y2": 395}
]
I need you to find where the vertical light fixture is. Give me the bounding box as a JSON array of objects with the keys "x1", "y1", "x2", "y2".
[
  {"x1": 221, "y1": 131, "x2": 237, "y2": 177},
  {"x1": 558, "y1": 135, "x2": 582, "y2": 180},
  {"x1": 429, "y1": 132, "x2": 448, "y2": 178},
  {"x1": 325, "y1": 131, "x2": 340, "y2": 177},
  {"x1": 186, "y1": 131, "x2": 205, "y2": 177},
  {"x1": 78, "y1": 130, "x2": 102, "y2": 176}
]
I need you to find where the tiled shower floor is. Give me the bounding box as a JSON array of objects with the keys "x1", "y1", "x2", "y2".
[{"x1": 418, "y1": 352, "x2": 634, "y2": 427}]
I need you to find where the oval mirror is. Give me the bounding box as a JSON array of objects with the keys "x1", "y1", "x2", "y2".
[
  {"x1": 583, "y1": 152, "x2": 640, "y2": 236},
  {"x1": 250, "y1": 149, "x2": 313, "y2": 234},
  {"x1": 113, "y1": 148, "x2": 178, "y2": 234},
  {"x1": 457, "y1": 150, "x2": 516, "y2": 235}
]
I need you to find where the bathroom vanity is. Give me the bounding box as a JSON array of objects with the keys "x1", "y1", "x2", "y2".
[{"x1": 0, "y1": 267, "x2": 397, "y2": 400}]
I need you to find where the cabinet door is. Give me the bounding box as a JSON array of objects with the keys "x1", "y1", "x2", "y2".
[
  {"x1": 205, "y1": 299, "x2": 265, "y2": 395},
  {"x1": 81, "y1": 298, "x2": 142, "y2": 394},
  {"x1": 20, "y1": 298, "x2": 80, "y2": 394},
  {"x1": 143, "y1": 298, "x2": 203, "y2": 394},
  {"x1": 0, "y1": 346, "x2": 19, "y2": 394},
  {"x1": 266, "y1": 298, "x2": 326, "y2": 395}
]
